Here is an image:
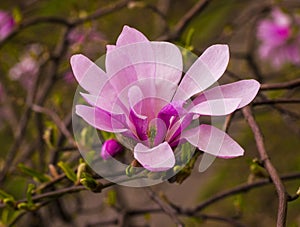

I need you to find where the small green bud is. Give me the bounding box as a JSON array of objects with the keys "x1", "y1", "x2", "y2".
[
  {"x1": 173, "y1": 165, "x2": 183, "y2": 173},
  {"x1": 125, "y1": 165, "x2": 135, "y2": 177},
  {"x1": 296, "y1": 187, "x2": 300, "y2": 196},
  {"x1": 17, "y1": 202, "x2": 29, "y2": 210},
  {"x1": 147, "y1": 172, "x2": 162, "y2": 180},
  {"x1": 3, "y1": 198, "x2": 15, "y2": 207},
  {"x1": 80, "y1": 175, "x2": 103, "y2": 193},
  {"x1": 76, "y1": 162, "x2": 86, "y2": 184}
]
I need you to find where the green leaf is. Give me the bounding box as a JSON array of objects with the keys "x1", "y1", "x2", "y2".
[
  {"x1": 79, "y1": 172, "x2": 102, "y2": 192},
  {"x1": 57, "y1": 161, "x2": 77, "y2": 183},
  {"x1": 180, "y1": 142, "x2": 193, "y2": 163},
  {"x1": 0, "y1": 190, "x2": 14, "y2": 200},
  {"x1": 26, "y1": 184, "x2": 36, "y2": 205},
  {"x1": 100, "y1": 131, "x2": 115, "y2": 141},
  {"x1": 1, "y1": 208, "x2": 23, "y2": 225},
  {"x1": 18, "y1": 164, "x2": 50, "y2": 183}
]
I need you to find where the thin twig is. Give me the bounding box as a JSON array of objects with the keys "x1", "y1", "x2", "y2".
[
  {"x1": 242, "y1": 106, "x2": 288, "y2": 227},
  {"x1": 31, "y1": 104, "x2": 76, "y2": 146},
  {"x1": 253, "y1": 98, "x2": 300, "y2": 106},
  {"x1": 260, "y1": 78, "x2": 300, "y2": 90},
  {"x1": 146, "y1": 188, "x2": 184, "y2": 227},
  {"x1": 158, "y1": 0, "x2": 210, "y2": 41}
]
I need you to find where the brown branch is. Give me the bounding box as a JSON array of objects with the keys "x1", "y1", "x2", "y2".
[
  {"x1": 260, "y1": 78, "x2": 300, "y2": 90},
  {"x1": 146, "y1": 188, "x2": 184, "y2": 227},
  {"x1": 0, "y1": 66, "x2": 40, "y2": 183},
  {"x1": 193, "y1": 214, "x2": 246, "y2": 227},
  {"x1": 0, "y1": 27, "x2": 71, "y2": 183},
  {"x1": 31, "y1": 104, "x2": 76, "y2": 146},
  {"x1": 192, "y1": 172, "x2": 300, "y2": 213},
  {"x1": 242, "y1": 106, "x2": 288, "y2": 227},
  {"x1": 253, "y1": 98, "x2": 300, "y2": 106},
  {"x1": 0, "y1": 0, "x2": 129, "y2": 48},
  {"x1": 158, "y1": 0, "x2": 210, "y2": 41},
  {"x1": 73, "y1": 0, "x2": 130, "y2": 25}
]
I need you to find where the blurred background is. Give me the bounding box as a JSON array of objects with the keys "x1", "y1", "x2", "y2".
[{"x1": 0, "y1": 0, "x2": 300, "y2": 226}]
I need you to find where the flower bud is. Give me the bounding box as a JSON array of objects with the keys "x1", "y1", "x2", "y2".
[
  {"x1": 101, "y1": 139, "x2": 123, "y2": 160},
  {"x1": 0, "y1": 10, "x2": 15, "y2": 41}
]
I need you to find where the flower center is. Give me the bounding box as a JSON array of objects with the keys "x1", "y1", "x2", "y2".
[{"x1": 148, "y1": 125, "x2": 157, "y2": 147}]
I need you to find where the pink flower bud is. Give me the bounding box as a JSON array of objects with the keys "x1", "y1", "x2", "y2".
[
  {"x1": 0, "y1": 10, "x2": 15, "y2": 41},
  {"x1": 101, "y1": 139, "x2": 123, "y2": 160}
]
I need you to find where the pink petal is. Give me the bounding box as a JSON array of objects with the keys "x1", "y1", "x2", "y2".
[
  {"x1": 129, "y1": 108, "x2": 148, "y2": 141},
  {"x1": 106, "y1": 45, "x2": 116, "y2": 53},
  {"x1": 0, "y1": 11, "x2": 15, "y2": 40},
  {"x1": 116, "y1": 78, "x2": 176, "y2": 118},
  {"x1": 167, "y1": 113, "x2": 193, "y2": 147},
  {"x1": 80, "y1": 92, "x2": 123, "y2": 114},
  {"x1": 116, "y1": 25, "x2": 149, "y2": 46},
  {"x1": 193, "y1": 80, "x2": 260, "y2": 109},
  {"x1": 134, "y1": 142, "x2": 175, "y2": 172},
  {"x1": 189, "y1": 98, "x2": 241, "y2": 116},
  {"x1": 106, "y1": 42, "x2": 182, "y2": 83},
  {"x1": 128, "y1": 86, "x2": 144, "y2": 113},
  {"x1": 158, "y1": 101, "x2": 186, "y2": 128},
  {"x1": 272, "y1": 8, "x2": 291, "y2": 26},
  {"x1": 174, "y1": 45, "x2": 229, "y2": 101},
  {"x1": 151, "y1": 41, "x2": 183, "y2": 84},
  {"x1": 182, "y1": 124, "x2": 244, "y2": 158},
  {"x1": 70, "y1": 54, "x2": 107, "y2": 94},
  {"x1": 76, "y1": 105, "x2": 127, "y2": 133}
]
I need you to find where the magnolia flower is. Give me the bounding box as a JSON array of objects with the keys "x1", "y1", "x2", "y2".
[
  {"x1": 0, "y1": 10, "x2": 15, "y2": 41},
  {"x1": 101, "y1": 139, "x2": 123, "y2": 160},
  {"x1": 68, "y1": 26, "x2": 104, "y2": 50},
  {"x1": 257, "y1": 8, "x2": 300, "y2": 68},
  {"x1": 71, "y1": 26, "x2": 260, "y2": 172},
  {"x1": 9, "y1": 44, "x2": 44, "y2": 89}
]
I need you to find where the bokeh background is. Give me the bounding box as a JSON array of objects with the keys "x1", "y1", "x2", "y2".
[{"x1": 0, "y1": 0, "x2": 300, "y2": 226}]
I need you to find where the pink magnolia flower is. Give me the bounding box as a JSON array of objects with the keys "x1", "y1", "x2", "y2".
[
  {"x1": 71, "y1": 26, "x2": 260, "y2": 172},
  {"x1": 9, "y1": 55, "x2": 39, "y2": 89},
  {"x1": 0, "y1": 10, "x2": 15, "y2": 41},
  {"x1": 9, "y1": 44, "x2": 44, "y2": 89},
  {"x1": 68, "y1": 26, "x2": 104, "y2": 48},
  {"x1": 101, "y1": 139, "x2": 123, "y2": 160},
  {"x1": 257, "y1": 8, "x2": 300, "y2": 68}
]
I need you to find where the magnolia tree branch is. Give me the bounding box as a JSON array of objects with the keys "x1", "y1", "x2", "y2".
[
  {"x1": 31, "y1": 104, "x2": 76, "y2": 146},
  {"x1": 191, "y1": 172, "x2": 300, "y2": 213},
  {"x1": 260, "y1": 78, "x2": 300, "y2": 90},
  {"x1": 158, "y1": 0, "x2": 210, "y2": 40},
  {"x1": 242, "y1": 106, "x2": 288, "y2": 227},
  {"x1": 253, "y1": 98, "x2": 300, "y2": 106},
  {"x1": 146, "y1": 188, "x2": 184, "y2": 227},
  {"x1": 0, "y1": 0, "x2": 130, "y2": 48}
]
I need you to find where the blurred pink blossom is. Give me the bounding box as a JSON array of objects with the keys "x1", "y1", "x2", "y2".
[
  {"x1": 9, "y1": 44, "x2": 44, "y2": 89},
  {"x1": 63, "y1": 71, "x2": 76, "y2": 84},
  {"x1": 68, "y1": 26, "x2": 104, "y2": 47},
  {"x1": 0, "y1": 10, "x2": 15, "y2": 41},
  {"x1": 257, "y1": 8, "x2": 300, "y2": 68},
  {"x1": 71, "y1": 26, "x2": 260, "y2": 172}
]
